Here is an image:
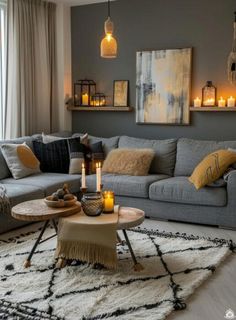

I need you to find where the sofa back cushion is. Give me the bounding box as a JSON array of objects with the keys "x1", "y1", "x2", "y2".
[
  {"x1": 175, "y1": 138, "x2": 236, "y2": 176},
  {"x1": 0, "y1": 136, "x2": 33, "y2": 180},
  {"x1": 72, "y1": 133, "x2": 119, "y2": 157},
  {"x1": 118, "y1": 136, "x2": 177, "y2": 175}
]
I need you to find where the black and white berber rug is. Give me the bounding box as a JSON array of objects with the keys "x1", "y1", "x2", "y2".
[{"x1": 0, "y1": 224, "x2": 235, "y2": 320}]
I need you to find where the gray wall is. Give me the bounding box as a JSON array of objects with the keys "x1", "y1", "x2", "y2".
[{"x1": 71, "y1": 0, "x2": 236, "y2": 140}]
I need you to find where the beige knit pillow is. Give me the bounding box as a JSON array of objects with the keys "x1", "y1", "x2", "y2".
[{"x1": 102, "y1": 148, "x2": 155, "y2": 176}]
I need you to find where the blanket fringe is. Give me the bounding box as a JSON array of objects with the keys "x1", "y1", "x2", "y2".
[
  {"x1": 56, "y1": 240, "x2": 117, "y2": 270},
  {"x1": 0, "y1": 184, "x2": 11, "y2": 215}
]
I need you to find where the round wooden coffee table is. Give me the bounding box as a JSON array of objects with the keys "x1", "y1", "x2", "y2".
[{"x1": 11, "y1": 199, "x2": 81, "y2": 268}]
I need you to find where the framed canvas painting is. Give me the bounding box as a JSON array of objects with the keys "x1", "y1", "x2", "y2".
[
  {"x1": 113, "y1": 80, "x2": 129, "y2": 107},
  {"x1": 136, "y1": 48, "x2": 192, "y2": 125}
]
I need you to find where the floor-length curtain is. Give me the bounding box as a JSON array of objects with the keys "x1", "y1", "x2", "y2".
[
  {"x1": 5, "y1": 0, "x2": 58, "y2": 139},
  {"x1": 0, "y1": 1, "x2": 7, "y2": 140}
]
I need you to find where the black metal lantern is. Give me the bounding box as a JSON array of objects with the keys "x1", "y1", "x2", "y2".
[
  {"x1": 74, "y1": 79, "x2": 96, "y2": 106},
  {"x1": 91, "y1": 93, "x2": 106, "y2": 107},
  {"x1": 202, "y1": 81, "x2": 217, "y2": 106}
]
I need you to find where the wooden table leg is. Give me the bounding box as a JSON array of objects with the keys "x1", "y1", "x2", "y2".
[
  {"x1": 24, "y1": 220, "x2": 49, "y2": 268},
  {"x1": 56, "y1": 258, "x2": 67, "y2": 269},
  {"x1": 122, "y1": 229, "x2": 144, "y2": 272}
]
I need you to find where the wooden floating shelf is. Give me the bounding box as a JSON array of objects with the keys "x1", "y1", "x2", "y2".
[
  {"x1": 67, "y1": 105, "x2": 133, "y2": 112},
  {"x1": 190, "y1": 107, "x2": 236, "y2": 112}
]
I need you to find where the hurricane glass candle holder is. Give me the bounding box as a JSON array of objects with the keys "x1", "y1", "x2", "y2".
[{"x1": 103, "y1": 191, "x2": 115, "y2": 213}]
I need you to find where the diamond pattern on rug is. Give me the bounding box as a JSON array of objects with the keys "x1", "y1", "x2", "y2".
[{"x1": 0, "y1": 226, "x2": 235, "y2": 320}]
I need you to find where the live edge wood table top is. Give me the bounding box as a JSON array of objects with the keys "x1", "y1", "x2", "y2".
[{"x1": 11, "y1": 199, "x2": 81, "y2": 222}]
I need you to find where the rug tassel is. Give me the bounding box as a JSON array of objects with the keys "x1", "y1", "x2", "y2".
[
  {"x1": 174, "y1": 299, "x2": 187, "y2": 310},
  {"x1": 229, "y1": 240, "x2": 236, "y2": 252}
]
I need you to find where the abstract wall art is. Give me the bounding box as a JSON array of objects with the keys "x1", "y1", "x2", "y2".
[{"x1": 136, "y1": 48, "x2": 192, "y2": 125}]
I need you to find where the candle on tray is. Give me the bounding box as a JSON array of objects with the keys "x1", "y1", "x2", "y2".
[
  {"x1": 96, "y1": 162, "x2": 102, "y2": 192},
  {"x1": 227, "y1": 96, "x2": 235, "y2": 107},
  {"x1": 193, "y1": 97, "x2": 201, "y2": 107},
  {"x1": 204, "y1": 98, "x2": 215, "y2": 106},
  {"x1": 103, "y1": 191, "x2": 115, "y2": 213},
  {"x1": 82, "y1": 93, "x2": 89, "y2": 105},
  {"x1": 81, "y1": 163, "x2": 86, "y2": 189},
  {"x1": 218, "y1": 97, "x2": 226, "y2": 107}
]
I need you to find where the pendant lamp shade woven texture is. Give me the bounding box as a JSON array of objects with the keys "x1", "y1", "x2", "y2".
[
  {"x1": 101, "y1": 34, "x2": 117, "y2": 58},
  {"x1": 100, "y1": 2, "x2": 117, "y2": 59}
]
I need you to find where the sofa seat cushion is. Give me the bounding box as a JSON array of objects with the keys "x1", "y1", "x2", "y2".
[
  {"x1": 1, "y1": 173, "x2": 81, "y2": 196},
  {"x1": 149, "y1": 176, "x2": 227, "y2": 207},
  {"x1": 3, "y1": 184, "x2": 45, "y2": 207},
  {"x1": 86, "y1": 173, "x2": 169, "y2": 198}
]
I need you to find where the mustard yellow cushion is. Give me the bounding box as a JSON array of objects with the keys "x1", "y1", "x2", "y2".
[{"x1": 189, "y1": 149, "x2": 236, "y2": 190}]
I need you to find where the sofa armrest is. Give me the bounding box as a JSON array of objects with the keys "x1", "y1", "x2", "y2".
[{"x1": 227, "y1": 171, "x2": 236, "y2": 206}]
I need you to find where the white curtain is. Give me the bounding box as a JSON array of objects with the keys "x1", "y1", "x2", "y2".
[
  {"x1": 5, "y1": 0, "x2": 58, "y2": 139},
  {"x1": 0, "y1": 1, "x2": 7, "y2": 140}
]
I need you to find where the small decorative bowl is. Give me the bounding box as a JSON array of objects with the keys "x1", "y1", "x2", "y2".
[
  {"x1": 44, "y1": 196, "x2": 77, "y2": 208},
  {"x1": 81, "y1": 193, "x2": 103, "y2": 216}
]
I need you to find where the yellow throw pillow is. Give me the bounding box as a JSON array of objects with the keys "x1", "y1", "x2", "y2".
[
  {"x1": 189, "y1": 149, "x2": 236, "y2": 190},
  {"x1": 102, "y1": 148, "x2": 155, "y2": 176}
]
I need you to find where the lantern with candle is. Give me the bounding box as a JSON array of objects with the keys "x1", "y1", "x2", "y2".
[
  {"x1": 73, "y1": 79, "x2": 96, "y2": 106},
  {"x1": 103, "y1": 191, "x2": 115, "y2": 213},
  {"x1": 202, "y1": 81, "x2": 217, "y2": 107},
  {"x1": 91, "y1": 93, "x2": 106, "y2": 106}
]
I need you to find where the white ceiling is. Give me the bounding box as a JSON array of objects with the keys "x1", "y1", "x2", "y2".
[{"x1": 52, "y1": 0, "x2": 114, "y2": 6}]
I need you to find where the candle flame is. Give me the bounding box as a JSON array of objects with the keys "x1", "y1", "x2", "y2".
[{"x1": 82, "y1": 163, "x2": 85, "y2": 169}]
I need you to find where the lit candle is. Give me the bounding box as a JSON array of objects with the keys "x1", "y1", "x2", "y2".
[
  {"x1": 204, "y1": 98, "x2": 215, "y2": 106},
  {"x1": 81, "y1": 163, "x2": 86, "y2": 189},
  {"x1": 103, "y1": 191, "x2": 114, "y2": 213},
  {"x1": 193, "y1": 97, "x2": 201, "y2": 107},
  {"x1": 227, "y1": 96, "x2": 235, "y2": 107},
  {"x1": 218, "y1": 97, "x2": 226, "y2": 107},
  {"x1": 82, "y1": 93, "x2": 89, "y2": 105},
  {"x1": 96, "y1": 162, "x2": 101, "y2": 192}
]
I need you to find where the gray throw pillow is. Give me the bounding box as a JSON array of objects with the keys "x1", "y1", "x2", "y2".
[{"x1": 0, "y1": 142, "x2": 41, "y2": 179}]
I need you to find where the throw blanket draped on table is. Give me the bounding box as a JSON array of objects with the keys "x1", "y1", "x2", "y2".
[
  {"x1": 0, "y1": 184, "x2": 11, "y2": 215},
  {"x1": 55, "y1": 208, "x2": 119, "y2": 269}
]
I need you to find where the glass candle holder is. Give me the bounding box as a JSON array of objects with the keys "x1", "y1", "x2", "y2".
[
  {"x1": 103, "y1": 191, "x2": 115, "y2": 213},
  {"x1": 81, "y1": 193, "x2": 103, "y2": 216}
]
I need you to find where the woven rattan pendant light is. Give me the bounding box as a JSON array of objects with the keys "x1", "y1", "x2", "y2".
[{"x1": 100, "y1": 0, "x2": 117, "y2": 58}]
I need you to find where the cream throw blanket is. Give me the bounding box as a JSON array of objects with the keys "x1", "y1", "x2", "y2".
[
  {"x1": 0, "y1": 184, "x2": 11, "y2": 215},
  {"x1": 56, "y1": 207, "x2": 119, "y2": 269}
]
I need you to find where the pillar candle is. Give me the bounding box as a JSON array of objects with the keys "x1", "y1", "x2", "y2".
[
  {"x1": 96, "y1": 163, "x2": 101, "y2": 192},
  {"x1": 204, "y1": 98, "x2": 215, "y2": 106},
  {"x1": 103, "y1": 191, "x2": 114, "y2": 213},
  {"x1": 82, "y1": 93, "x2": 89, "y2": 105},
  {"x1": 227, "y1": 96, "x2": 235, "y2": 107},
  {"x1": 81, "y1": 163, "x2": 86, "y2": 189},
  {"x1": 218, "y1": 97, "x2": 226, "y2": 107},
  {"x1": 193, "y1": 97, "x2": 201, "y2": 107}
]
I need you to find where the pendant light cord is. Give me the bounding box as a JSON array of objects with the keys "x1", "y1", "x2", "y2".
[{"x1": 108, "y1": 0, "x2": 110, "y2": 17}]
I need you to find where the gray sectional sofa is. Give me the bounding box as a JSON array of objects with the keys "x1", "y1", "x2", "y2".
[{"x1": 1, "y1": 133, "x2": 236, "y2": 234}]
